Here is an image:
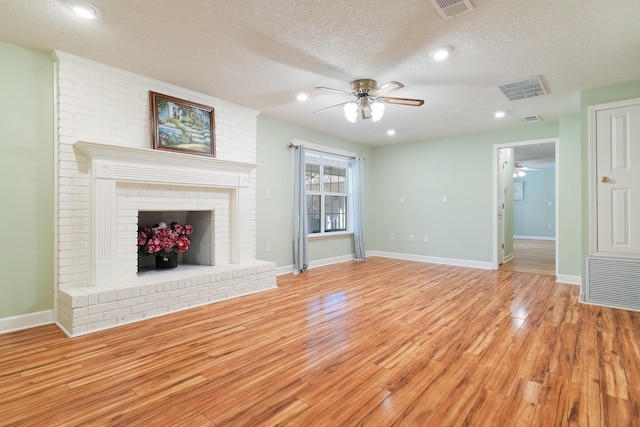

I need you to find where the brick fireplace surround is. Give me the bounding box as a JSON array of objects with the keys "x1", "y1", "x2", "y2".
[{"x1": 54, "y1": 52, "x2": 276, "y2": 336}]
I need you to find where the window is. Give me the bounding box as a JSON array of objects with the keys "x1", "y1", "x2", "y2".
[{"x1": 305, "y1": 151, "x2": 350, "y2": 235}]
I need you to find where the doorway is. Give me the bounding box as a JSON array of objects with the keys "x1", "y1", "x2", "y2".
[{"x1": 493, "y1": 138, "x2": 558, "y2": 276}]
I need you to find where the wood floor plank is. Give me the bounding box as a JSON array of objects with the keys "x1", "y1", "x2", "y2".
[
  {"x1": 519, "y1": 323, "x2": 558, "y2": 383},
  {"x1": 598, "y1": 330, "x2": 630, "y2": 399},
  {"x1": 532, "y1": 373, "x2": 571, "y2": 427},
  {"x1": 495, "y1": 378, "x2": 542, "y2": 427},
  {"x1": 1, "y1": 257, "x2": 640, "y2": 425}
]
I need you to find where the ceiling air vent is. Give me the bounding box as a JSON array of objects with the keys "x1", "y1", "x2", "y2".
[
  {"x1": 498, "y1": 76, "x2": 548, "y2": 101},
  {"x1": 522, "y1": 115, "x2": 543, "y2": 123},
  {"x1": 429, "y1": 0, "x2": 474, "y2": 19}
]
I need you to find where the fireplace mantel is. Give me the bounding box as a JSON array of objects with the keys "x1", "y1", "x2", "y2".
[
  {"x1": 74, "y1": 141, "x2": 258, "y2": 188},
  {"x1": 73, "y1": 140, "x2": 258, "y2": 287}
]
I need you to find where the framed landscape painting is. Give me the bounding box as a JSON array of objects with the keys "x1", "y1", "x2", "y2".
[{"x1": 149, "y1": 91, "x2": 215, "y2": 157}]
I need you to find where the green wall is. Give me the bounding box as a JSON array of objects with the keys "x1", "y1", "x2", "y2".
[
  {"x1": 256, "y1": 114, "x2": 584, "y2": 277},
  {"x1": 0, "y1": 42, "x2": 54, "y2": 318},
  {"x1": 255, "y1": 115, "x2": 373, "y2": 268},
  {"x1": 368, "y1": 124, "x2": 563, "y2": 264},
  {"x1": 557, "y1": 114, "x2": 582, "y2": 277},
  {"x1": 513, "y1": 168, "x2": 556, "y2": 238}
]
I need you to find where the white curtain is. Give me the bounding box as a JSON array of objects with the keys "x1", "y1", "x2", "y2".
[
  {"x1": 293, "y1": 145, "x2": 308, "y2": 274},
  {"x1": 352, "y1": 156, "x2": 366, "y2": 261}
]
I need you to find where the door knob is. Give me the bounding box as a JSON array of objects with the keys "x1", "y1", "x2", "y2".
[{"x1": 601, "y1": 176, "x2": 610, "y2": 183}]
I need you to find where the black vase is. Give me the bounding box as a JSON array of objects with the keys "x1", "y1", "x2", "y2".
[{"x1": 155, "y1": 252, "x2": 178, "y2": 269}]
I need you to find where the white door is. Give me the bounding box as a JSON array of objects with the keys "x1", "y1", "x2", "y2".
[
  {"x1": 596, "y1": 103, "x2": 640, "y2": 254},
  {"x1": 497, "y1": 148, "x2": 511, "y2": 263}
]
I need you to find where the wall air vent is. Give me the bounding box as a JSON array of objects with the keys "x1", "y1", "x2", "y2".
[
  {"x1": 429, "y1": 0, "x2": 474, "y2": 19},
  {"x1": 498, "y1": 76, "x2": 548, "y2": 101},
  {"x1": 522, "y1": 115, "x2": 543, "y2": 123}
]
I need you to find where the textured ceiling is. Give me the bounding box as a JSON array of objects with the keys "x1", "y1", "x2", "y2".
[{"x1": 1, "y1": 0, "x2": 639, "y2": 145}]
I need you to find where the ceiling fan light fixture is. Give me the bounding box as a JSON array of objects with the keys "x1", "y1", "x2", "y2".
[
  {"x1": 371, "y1": 101, "x2": 385, "y2": 122},
  {"x1": 70, "y1": 1, "x2": 102, "y2": 19},
  {"x1": 296, "y1": 92, "x2": 309, "y2": 101},
  {"x1": 344, "y1": 102, "x2": 358, "y2": 123},
  {"x1": 494, "y1": 110, "x2": 506, "y2": 118},
  {"x1": 429, "y1": 46, "x2": 453, "y2": 61}
]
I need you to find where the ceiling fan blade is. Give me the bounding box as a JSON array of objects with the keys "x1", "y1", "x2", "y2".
[
  {"x1": 314, "y1": 86, "x2": 353, "y2": 95},
  {"x1": 313, "y1": 102, "x2": 349, "y2": 114},
  {"x1": 370, "y1": 81, "x2": 404, "y2": 97},
  {"x1": 381, "y1": 96, "x2": 424, "y2": 106}
]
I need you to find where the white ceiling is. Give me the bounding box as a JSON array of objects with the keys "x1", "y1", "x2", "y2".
[{"x1": 1, "y1": 0, "x2": 639, "y2": 146}]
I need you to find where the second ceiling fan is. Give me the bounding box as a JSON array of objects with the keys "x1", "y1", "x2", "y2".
[{"x1": 314, "y1": 79, "x2": 424, "y2": 122}]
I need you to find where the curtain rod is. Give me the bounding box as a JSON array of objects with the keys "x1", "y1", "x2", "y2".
[{"x1": 287, "y1": 142, "x2": 361, "y2": 160}]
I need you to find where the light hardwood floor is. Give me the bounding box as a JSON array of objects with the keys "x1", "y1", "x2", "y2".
[
  {"x1": 500, "y1": 238, "x2": 556, "y2": 276},
  {"x1": 2, "y1": 257, "x2": 639, "y2": 426}
]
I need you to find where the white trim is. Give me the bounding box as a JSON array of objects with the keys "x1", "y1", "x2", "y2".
[
  {"x1": 502, "y1": 253, "x2": 515, "y2": 263},
  {"x1": 310, "y1": 254, "x2": 355, "y2": 269},
  {"x1": 52, "y1": 57, "x2": 60, "y2": 327},
  {"x1": 0, "y1": 310, "x2": 54, "y2": 335},
  {"x1": 367, "y1": 251, "x2": 494, "y2": 270},
  {"x1": 308, "y1": 231, "x2": 353, "y2": 240},
  {"x1": 492, "y1": 138, "x2": 559, "y2": 277},
  {"x1": 278, "y1": 254, "x2": 356, "y2": 275},
  {"x1": 514, "y1": 235, "x2": 556, "y2": 241},
  {"x1": 293, "y1": 139, "x2": 357, "y2": 159},
  {"x1": 556, "y1": 274, "x2": 581, "y2": 285},
  {"x1": 588, "y1": 96, "x2": 640, "y2": 257},
  {"x1": 276, "y1": 265, "x2": 295, "y2": 276}
]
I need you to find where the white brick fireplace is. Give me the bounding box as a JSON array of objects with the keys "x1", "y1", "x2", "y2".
[{"x1": 54, "y1": 52, "x2": 276, "y2": 336}]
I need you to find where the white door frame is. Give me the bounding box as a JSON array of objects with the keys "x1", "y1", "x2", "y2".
[{"x1": 492, "y1": 137, "x2": 560, "y2": 273}]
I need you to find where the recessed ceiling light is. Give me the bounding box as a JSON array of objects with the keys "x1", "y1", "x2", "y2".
[
  {"x1": 428, "y1": 46, "x2": 453, "y2": 61},
  {"x1": 387, "y1": 129, "x2": 396, "y2": 136},
  {"x1": 494, "y1": 110, "x2": 506, "y2": 118},
  {"x1": 296, "y1": 93, "x2": 309, "y2": 101},
  {"x1": 71, "y1": 2, "x2": 102, "y2": 19}
]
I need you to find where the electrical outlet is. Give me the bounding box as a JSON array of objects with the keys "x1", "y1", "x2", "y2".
[
  {"x1": 266, "y1": 190, "x2": 272, "y2": 200},
  {"x1": 400, "y1": 196, "x2": 405, "y2": 203},
  {"x1": 266, "y1": 242, "x2": 272, "y2": 252},
  {"x1": 409, "y1": 234, "x2": 416, "y2": 242},
  {"x1": 424, "y1": 235, "x2": 429, "y2": 242},
  {"x1": 390, "y1": 233, "x2": 395, "y2": 240},
  {"x1": 442, "y1": 195, "x2": 447, "y2": 203}
]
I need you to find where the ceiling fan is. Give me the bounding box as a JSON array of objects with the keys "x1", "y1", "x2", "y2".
[
  {"x1": 313, "y1": 79, "x2": 424, "y2": 122},
  {"x1": 513, "y1": 163, "x2": 541, "y2": 177}
]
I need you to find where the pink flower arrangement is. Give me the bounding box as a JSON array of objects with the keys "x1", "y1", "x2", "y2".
[{"x1": 138, "y1": 221, "x2": 193, "y2": 258}]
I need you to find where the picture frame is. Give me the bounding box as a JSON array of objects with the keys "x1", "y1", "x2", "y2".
[
  {"x1": 513, "y1": 181, "x2": 524, "y2": 200},
  {"x1": 149, "y1": 91, "x2": 215, "y2": 157}
]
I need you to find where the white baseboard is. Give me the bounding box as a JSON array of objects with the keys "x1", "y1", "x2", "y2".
[
  {"x1": 502, "y1": 253, "x2": 515, "y2": 264},
  {"x1": 366, "y1": 251, "x2": 494, "y2": 270},
  {"x1": 556, "y1": 274, "x2": 581, "y2": 285},
  {"x1": 0, "y1": 310, "x2": 54, "y2": 335},
  {"x1": 276, "y1": 252, "x2": 578, "y2": 285},
  {"x1": 277, "y1": 254, "x2": 356, "y2": 276},
  {"x1": 276, "y1": 265, "x2": 295, "y2": 276},
  {"x1": 514, "y1": 235, "x2": 556, "y2": 241}
]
